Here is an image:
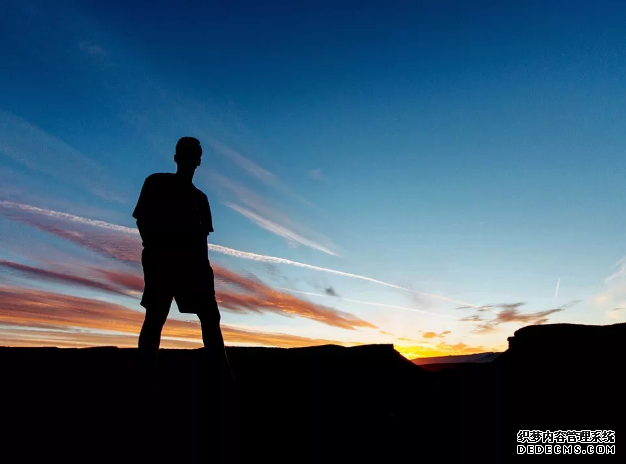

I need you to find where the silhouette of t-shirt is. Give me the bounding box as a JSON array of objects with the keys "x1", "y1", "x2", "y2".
[{"x1": 132, "y1": 173, "x2": 213, "y2": 256}]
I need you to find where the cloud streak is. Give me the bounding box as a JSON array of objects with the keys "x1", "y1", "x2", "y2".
[
  {"x1": 212, "y1": 266, "x2": 376, "y2": 329},
  {"x1": 276, "y1": 287, "x2": 457, "y2": 320},
  {"x1": 0, "y1": 259, "x2": 134, "y2": 298},
  {"x1": 0, "y1": 254, "x2": 375, "y2": 330},
  {"x1": 0, "y1": 200, "x2": 143, "y2": 265},
  {"x1": 592, "y1": 257, "x2": 626, "y2": 320},
  {"x1": 458, "y1": 301, "x2": 576, "y2": 333},
  {"x1": 0, "y1": 327, "x2": 184, "y2": 349},
  {"x1": 0, "y1": 284, "x2": 350, "y2": 349},
  {"x1": 204, "y1": 137, "x2": 277, "y2": 187},
  {"x1": 226, "y1": 202, "x2": 339, "y2": 256},
  {"x1": 0, "y1": 200, "x2": 479, "y2": 308},
  {"x1": 308, "y1": 169, "x2": 327, "y2": 182},
  {"x1": 0, "y1": 110, "x2": 125, "y2": 202},
  {"x1": 79, "y1": 41, "x2": 108, "y2": 57},
  {"x1": 203, "y1": 137, "x2": 313, "y2": 207},
  {"x1": 554, "y1": 277, "x2": 560, "y2": 298},
  {"x1": 205, "y1": 173, "x2": 338, "y2": 256}
]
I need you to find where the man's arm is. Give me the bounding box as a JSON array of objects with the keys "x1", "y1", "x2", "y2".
[
  {"x1": 133, "y1": 175, "x2": 158, "y2": 240},
  {"x1": 199, "y1": 193, "x2": 214, "y2": 237}
]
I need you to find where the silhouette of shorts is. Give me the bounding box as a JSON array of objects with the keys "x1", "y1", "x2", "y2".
[{"x1": 140, "y1": 249, "x2": 219, "y2": 318}]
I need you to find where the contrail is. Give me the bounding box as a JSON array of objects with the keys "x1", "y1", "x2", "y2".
[
  {"x1": 554, "y1": 277, "x2": 560, "y2": 298},
  {"x1": 275, "y1": 287, "x2": 457, "y2": 319},
  {"x1": 0, "y1": 200, "x2": 479, "y2": 308},
  {"x1": 209, "y1": 243, "x2": 478, "y2": 307},
  {"x1": 0, "y1": 200, "x2": 137, "y2": 234}
]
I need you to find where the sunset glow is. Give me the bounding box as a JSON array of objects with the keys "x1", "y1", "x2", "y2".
[{"x1": 2, "y1": 1, "x2": 625, "y2": 359}]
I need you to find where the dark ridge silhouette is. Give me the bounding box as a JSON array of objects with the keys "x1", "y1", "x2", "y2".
[
  {"x1": 1, "y1": 323, "x2": 624, "y2": 463},
  {"x1": 498, "y1": 322, "x2": 625, "y2": 461},
  {"x1": 0, "y1": 343, "x2": 448, "y2": 463}
]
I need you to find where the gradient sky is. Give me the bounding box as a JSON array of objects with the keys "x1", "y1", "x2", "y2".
[{"x1": 2, "y1": 0, "x2": 626, "y2": 358}]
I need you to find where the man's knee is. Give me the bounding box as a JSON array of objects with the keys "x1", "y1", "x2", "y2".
[
  {"x1": 198, "y1": 308, "x2": 221, "y2": 325},
  {"x1": 143, "y1": 307, "x2": 169, "y2": 328}
]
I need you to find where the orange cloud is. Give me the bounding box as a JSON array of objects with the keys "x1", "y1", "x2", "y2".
[
  {"x1": 0, "y1": 284, "x2": 347, "y2": 349},
  {"x1": 212, "y1": 265, "x2": 376, "y2": 330},
  {"x1": 422, "y1": 330, "x2": 451, "y2": 339},
  {"x1": 0, "y1": 328, "x2": 201, "y2": 349},
  {"x1": 0, "y1": 206, "x2": 374, "y2": 330},
  {"x1": 5, "y1": 259, "x2": 375, "y2": 330}
]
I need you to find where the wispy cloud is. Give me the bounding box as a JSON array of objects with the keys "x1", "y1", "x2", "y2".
[
  {"x1": 204, "y1": 137, "x2": 277, "y2": 187},
  {"x1": 226, "y1": 203, "x2": 340, "y2": 256},
  {"x1": 607, "y1": 307, "x2": 626, "y2": 321},
  {"x1": 275, "y1": 287, "x2": 457, "y2": 320},
  {"x1": 308, "y1": 168, "x2": 327, "y2": 182},
  {"x1": 203, "y1": 136, "x2": 313, "y2": 207},
  {"x1": 213, "y1": 266, "x2": 375, "y2": 330},
  {"x1": 78, "y1": 40, "x2": 113, "y2": 67},
  {"x1": 212, "y1": 244, "x2": 478, "y2": 307},
  {"x1": 0, "y1": 252, "x2": 375, "y2": 331},
  {"x1": 0, "y1": 200, "x2": 143, "y2": 265},
  {"x1": 458, "y1": 301, "x2": 577, "y2": 333},
  {"x1": 79, "y1": 41, "x2": 108, "y2": 57},
  {"x1": 0, "y1": 284, "x2": 348, "y2": 348},
  {"x1": 0, "y1": 259, "x2": 135, "y2": 298},
  {"x1": 0, "y1": 110, "x2": 126, "y2": 202},
  {"x1": 0, "y1": 200, "x2": 479, "y2": 308},
  {"x1": 88, "y1": 267, "x2": 144, "y2": 293},
  {"x1": 0, "y1": 327, "x2": 192, "y2": 349},
  {"x1": 604, "y1": 257, "x2": 626, "y2": 285},
  {"x1": 206, "y1": 173, "x2": 339, "y2": 256},
  {"x1": 592, "y1": 257, "x2": 626, "y2": 320}
]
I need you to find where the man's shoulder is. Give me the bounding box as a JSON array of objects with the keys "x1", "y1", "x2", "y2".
[
  {"x1": 191, "y1": 183, "x2": 208, "y2": 199},
  {"x1": 145, "y1": 172, "x2": 172, "y2": 181},
  {"x1": 145, "y1": 172, "x2": 173, "y2": 183}
]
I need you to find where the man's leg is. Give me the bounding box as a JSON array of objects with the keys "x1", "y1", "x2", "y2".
[
  {"x1": 198, "y1": 309, "x2": 235, "y2": 382},
  {"x1": 138, "y1": 250, "x2": 173, "y2": 391},
  {"x1": 194, "y1": 260, "x2": 235, "y2": 382},
  {"x1": 138, "y1": 305, "x2": 170, "y2": 391},
  {"x1": 135, "y1": 306, "x2": 170, "y2": 462},
  {"x1": 198, "y1": 304, "x2": 240, "y2": 463}
]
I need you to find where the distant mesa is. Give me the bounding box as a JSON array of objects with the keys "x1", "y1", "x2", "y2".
[
  {"x1": 411, "y1": 351, "x2": 501, "y2": 366},
  {"x1": 506, "y1": 321, "x2": 626, "y2": 353}
]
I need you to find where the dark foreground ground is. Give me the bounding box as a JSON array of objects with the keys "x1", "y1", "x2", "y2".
[{"x1": 1, "y1": 322, "x2": 624, "y2": 463}]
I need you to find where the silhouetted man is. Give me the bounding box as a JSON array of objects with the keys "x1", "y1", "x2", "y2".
[{"x1": 133, "y1": 136, "x2": 234, "y2": 394}]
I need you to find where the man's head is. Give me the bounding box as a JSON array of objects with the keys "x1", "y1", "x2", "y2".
[{"x1": 174, "y1": 137, "x2": 202, "y2": 170}]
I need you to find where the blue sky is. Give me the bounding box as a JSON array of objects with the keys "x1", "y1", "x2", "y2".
[{"x1": 1, "y1": 0, "x2": 626, "y2": 357}]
